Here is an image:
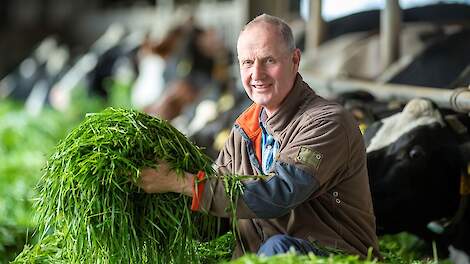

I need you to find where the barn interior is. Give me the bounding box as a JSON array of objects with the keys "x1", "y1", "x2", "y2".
[{"x1": 1, "y1": 0, "x2": 470, "y2": 263}]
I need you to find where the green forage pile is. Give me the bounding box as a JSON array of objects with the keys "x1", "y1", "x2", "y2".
[{"x1": 14, "y1": 107, "x2": 218, "y2": 263}]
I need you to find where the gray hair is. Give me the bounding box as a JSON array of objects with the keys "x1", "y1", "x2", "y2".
[{"x1": 241, "y1": 14, "x2": 296, "y2": 52}]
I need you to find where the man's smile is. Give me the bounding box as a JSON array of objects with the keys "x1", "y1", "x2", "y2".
[{"x1": 252, "y1": 83, "x2": 272, "y2": 90}]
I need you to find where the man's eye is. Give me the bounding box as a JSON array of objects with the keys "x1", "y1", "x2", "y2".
[
  {"x1": 242, "y1": 60, "x2": 253, "y2": 66},
  {"x1": 266, "y1": 58, "x2": 275, "y2": 64}
]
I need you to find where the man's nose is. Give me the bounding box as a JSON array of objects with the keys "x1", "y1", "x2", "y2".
[{"x1": 251, "y1": 61, "x2": 265, "y2": 80}]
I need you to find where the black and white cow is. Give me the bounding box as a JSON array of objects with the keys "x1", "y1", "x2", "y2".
[
  {"x1": 86, "y1": 34, "x2": 141, "y2": 99},
  {"x1": 0, "y1": 37, "x2": 71, "y2": 115},
  {"x1": 364, "y1": 98, "x2": 470, "y2": 263},
  {"x1": 388, "y1": 27, "x2": 470, "y2": 88},
  {"x1": 0, "y1": 37, "x2": 59, "y2": 101}
]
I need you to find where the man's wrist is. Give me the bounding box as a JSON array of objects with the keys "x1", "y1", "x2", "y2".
[{"x1": 180, "y1": 172, "x2": 195, "y2": 197}]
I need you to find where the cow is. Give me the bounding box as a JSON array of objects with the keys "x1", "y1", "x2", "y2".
[
  {"x1": 388, "y1": 28, "x2": 470, "y2": 88},
  {"x1": 0, "y1": 37, "x2": 59, "y2": 101},
  {"x1": 363, "y1": 98, "x2": 470, "y2": 263},
  {"x1": 0, "y1": 37, "x2": 71, "y2": 115},
  {"x1": 86, "y1": 31, "x2": 142, "y2": 99},
  {"x1": 142, "y1": 18, "x2": 231, "y2": 123}
]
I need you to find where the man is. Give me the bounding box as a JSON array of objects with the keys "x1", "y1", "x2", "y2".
[{"x1": 139, "y1": 14, "x2": 380, "y2": 259}]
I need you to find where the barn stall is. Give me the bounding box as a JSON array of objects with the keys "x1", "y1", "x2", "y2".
[{"x1": 0, "y1": 0, "x2": 469, "y2": 263}]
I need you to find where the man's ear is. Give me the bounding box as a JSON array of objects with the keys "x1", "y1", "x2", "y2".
[{"x1": 292, "y1": 48, "x2": 301, "y2": 69}]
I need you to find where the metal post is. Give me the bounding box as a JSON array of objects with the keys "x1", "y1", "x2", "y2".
[
  {"x1": 306, "y1": 0, "x2": 324, "y2": 54},
  {"x1": 274, "y1": 0, "x2": 290, "y2": 20},
  {"x1": 246, "y1": 0, "x2": 291, "y2": 21},
  {"x1": 240, "y1": 0, "x2": 251, "y2": 25},
  {"x1": 157, "y1": 0, "x2": 174, "y2": 12},
  {"x1": 380, "y1": 0, "x2": 401, "y2": 69}
]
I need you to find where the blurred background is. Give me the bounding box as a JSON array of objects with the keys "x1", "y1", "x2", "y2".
[{"x1": 1, "y1": 0, "x2": 470, "y2": 263}]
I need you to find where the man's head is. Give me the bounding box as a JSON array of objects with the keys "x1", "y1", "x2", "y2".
[{"x1": 237, "y1": 14, "x2": 301, "y2": 116}]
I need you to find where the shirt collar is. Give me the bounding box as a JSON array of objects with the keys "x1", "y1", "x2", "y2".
[{"x1": 259, "y1": 107, "x2": 268, "y2": 128}]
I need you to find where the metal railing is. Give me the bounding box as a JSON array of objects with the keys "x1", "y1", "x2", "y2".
[{"x1": 301, "y1": 72, "x2": 470, "y2": 113}]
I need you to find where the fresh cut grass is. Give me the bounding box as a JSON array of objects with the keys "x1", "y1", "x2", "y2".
[{"x1": 14, "y1": 107, "x2": 219, "y2": 263}]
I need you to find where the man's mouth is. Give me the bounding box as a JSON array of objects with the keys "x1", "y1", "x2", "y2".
[{"x1": 252, "y1": 84, "x2": 271, "y2": 90}]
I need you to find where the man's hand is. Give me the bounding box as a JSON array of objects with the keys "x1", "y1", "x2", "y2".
[{"x1": 138, "y1": 161, "x2": 194, "y2": 197}]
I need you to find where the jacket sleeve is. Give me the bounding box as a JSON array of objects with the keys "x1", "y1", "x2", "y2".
[{"x1": 195, "y1": 129, "x2": 258, "y2": 218}]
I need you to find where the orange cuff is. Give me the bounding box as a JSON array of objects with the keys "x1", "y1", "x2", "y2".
[{"x1": 191, "y1": 171, "x2": 206, "y2": 211}]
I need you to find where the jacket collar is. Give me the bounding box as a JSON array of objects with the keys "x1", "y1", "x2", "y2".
[
  {"x1": 265, "y1": 74, "x2": 316, "y2": 136},
  {"x1": 235, "y1": 103, "x2": 262, "y2": 140}
]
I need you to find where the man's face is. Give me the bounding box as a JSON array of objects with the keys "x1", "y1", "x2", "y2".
[{"x1": 237, "y1": 23, "x2": 300, "y2": 115}]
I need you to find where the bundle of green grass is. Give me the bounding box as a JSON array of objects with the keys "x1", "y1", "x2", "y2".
[{"x1": 14, "y1": 107, "x2": 221, "y2": 263}]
